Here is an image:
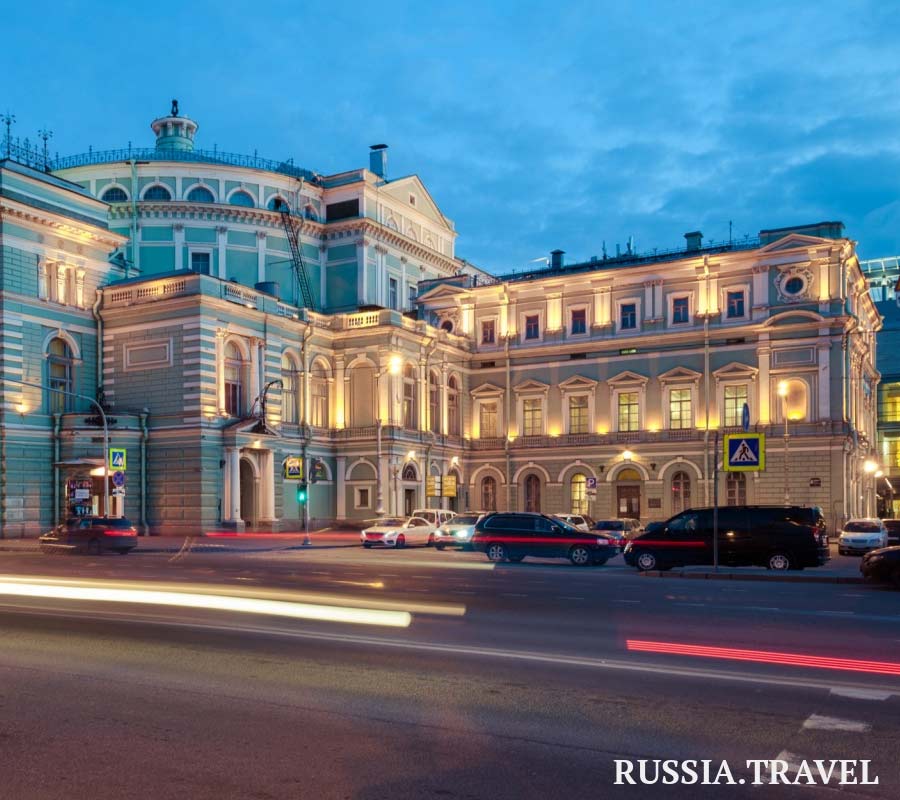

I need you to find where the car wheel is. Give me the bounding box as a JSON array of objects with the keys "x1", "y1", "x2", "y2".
[
  {"x1": 427, "y1": 533, "x2": 435, "y2": 547},
  {"x1": 395, "y1": 534, "x2": 406, "y2": 549},
  {"x1": 87, "y1": 538, "x2": 102, "y2": 556},
  {"x1": 767, "y1": 552, "x2": 791, "y2": 571},
  {"x1": 636, "y1": 551, "x2": 657, "y2": 571},
  {"x1": 486, "y1": 543, "x2": 507, "y2": 562},
  {"x1": 507, "y1": 554, "x2": 525, "y2": 563},
  {"x1": 569, "y1": 546, "x2": 592, "y2": 566}
]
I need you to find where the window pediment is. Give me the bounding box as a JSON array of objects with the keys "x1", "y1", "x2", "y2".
[
  {"x1": 658, "y1": 366, "x2": 702, "y2": 384},
  {"x1": 513, "y1": 378, "x2": 550, "y2": 394},
  {"x1": 559, "y1": 375, "x2": 598, "y2": 392},
  {"x1": 471, "y1": 382, "x2": 505, "y2": 398},
  {"x1": 713, "y1": 361, "x2": 759, "y2": 381},
  {"x1": 608, "y1": 370, "x2": 648, "y2": 387}
]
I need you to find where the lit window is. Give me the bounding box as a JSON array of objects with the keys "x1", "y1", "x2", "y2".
[
  {"x1": 669, "y1": 388, "x2": 692, "y2": 429},
  {"x1": 724, "y1": 385, "x2": 748, "y2": 427},
  {"x1": 448, "y1": 376, "x2": 460, "y2": 436},
  {"x1": 620, "y1": 303, "x2": 637, "y2": 330},
  {"x1": 481, "y1": 320, "x2": 496, "y2": 344},
  {"x1": 726, "y1": 291, "x2": 745, "y2": 318},
  {"x1": 618, "y1": 392, "x2": 639, "y2": 432},
  {"x1": 187, "y1": 186, "x2": 215, "y2": 203},
  {"x1": 480, "y1": 402, "x2": 498, "y2": 438},
  {"x1": 402, "y1": 364, "x2": 417, "y2": 429},
  {"x1": 523, "y1": 398, "x2": 542, "y2": 436},
  {"x1": 481, "y1": 476, "x2": 497, "y2": 511},
  {"x1": 568, "y1": 395, "x2": 588, "y2": 434},
  {"x1": 224, "y1": 342, "x2": 245, "y2": 417},
  {"x1": 726, "y1": 472, "x2": 746, "y2": 505},
  {"x1": 47, "y1": 338, "x2": 74, "y2": 413},
  {"x1": 143, "y1": 185, "x2": 171, "y2": 201},
  {"x1": 100, "y1": 186, "x2": 127, "y2": 203},
  {"x1": 571, "y1": 473, "x2": 588, "y2": 515},
  {"x1": 779, "y1": 379, "x2": 809, "y2": 422},
  {"x1": 571, "y1": 308, "x2": 587, "y2": 335},
  {"x1": 671, "y1": 471, "x2": 691, "y2": 513},
  {"x1": 525, "y1": 315, "x2": 540, "y2": 340},
  {"x1": 310, "y1": 362, "x2": 329, "y2": 428},
  {"x1": 881, "y1": 383, "x2": 900, "y2": 423},
  {"x1": 281, "y1": 354, "x2": 298, "y2": 424},
  {"x1": 229, "y1": 191, "x2": 255, "y2": 207},
  {"x1": 672, "y1": 297, "x2": 690, "y2": 324}
]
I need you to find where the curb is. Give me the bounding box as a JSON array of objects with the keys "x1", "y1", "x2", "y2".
[{"x1": 638, "y1": 570, "x2": 865, "y2": 585}]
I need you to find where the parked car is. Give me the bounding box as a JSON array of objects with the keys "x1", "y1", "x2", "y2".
[
  {"x1": 882, "y1": 519, "x2": 900, "y2": 546},
  {"x1": 434, "y1": 513, "x2": 485, "y2": 550},
  {"x1": 360, "y1": 516, "x2": 435, "y2": 548},
  {"x1": 860, "y1": 546, "x2": 900, "y2": 588},
  {"x1": 471, "y1": 512, "x2": 616, "y2": 566},
  {"x1": 623, "y1": 505, "x2": 829, "y2": 572},
  {"x1": 554, "y1": 514, "x2": 595, "y2": 532},
  {"x1": 838, "y1": 519, "x2": 889, "y2": 555},
  {"x1": 412, "y1": 508, "x2": 456, "y2": 528},
  {"x1": 592, "y1": 518, "x2": 643, "y2": 546},
  {"x1": 39, "y1": 516, "x2": 138, "y2": 555}
]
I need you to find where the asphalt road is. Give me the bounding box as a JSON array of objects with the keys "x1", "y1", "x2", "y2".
[{"x1": 1, "y1": 545, "x2": 898, "y2": 799}]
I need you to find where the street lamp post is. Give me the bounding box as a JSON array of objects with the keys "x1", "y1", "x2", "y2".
[
  {"x1": 376, "y1": 355, "x2": 402, "y2": 516},
  {"x1": 777, "y1": 381, "x2": 790, "y2": 505},
  {"x1": 863, "y1": 459, "x2": 878, "y2": 517}
]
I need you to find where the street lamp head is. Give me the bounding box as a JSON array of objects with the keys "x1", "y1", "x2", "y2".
[
  {"x1": 777, "y1": 381, "x2": 789, "y2": 398},
  {"x1": 389, "y1": 354, "x2": 402, "y2": 375},
  {"x1": 864, "y1": 459, "x2": 878, "y2": 474},
  {"x1": 622, "y1": 450, "x2": 633, "y2": 461}
]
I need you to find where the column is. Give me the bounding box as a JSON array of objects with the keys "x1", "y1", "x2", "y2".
[
  {"x1": 334, "y1": 355, "x2": 346, "y2": 428},
  {"x1": 757, "y1": 343, "x2": 771, "y2": 424},
  {"x1": 643, "y1": 281, "x2": 654, "y2": 321},
  {"x1": 215, "y1": 329, "x2": 226, "y2": 413},
  {"x1": 752, "y1": 266, "x2": 769, "y2": 310},
  {"x1": 256, "y1": 231, "x2": 267, "y2": 283},
  {"x1": 336, "y1": 455, "x2": 347, "y2": 519},
  {"x1": 418, "y1": 360, "x2": 428, "y2": 432},
  {"x1": 216, "y1": 225, "x2": 228, "y2": 279},
  {"x1": 357, "y1": 239, "x2": 368, "y2": 305},
  {"x1": 818, "y1": 343, "x2": 831, "y2": 420},
  {"x1": 440, "y1": 367, "x2": 449, "y2": 436},
  {"x1": 262, "y1": 451, "x2": 275, "y2": 521},
  {"x1": 319, "y1": 244, "x2": 327, "y2": 310},
  {"x1": 653, "y1": 280, "x2": 664, "y2": 320},
  {"x1": 174, "y1": 224, "x2": 185, "y2": 270},
  {"x1": 227, "y1": 447, "x2": 241, "y2": 522}
]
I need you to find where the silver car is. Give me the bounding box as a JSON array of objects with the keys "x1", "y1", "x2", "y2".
[
  {"x1": 838, "y1": 519, "x2": 888, "y2": 555},
  {"x1": 434, "y1": 513, "x2": 485, "y2": 550}
]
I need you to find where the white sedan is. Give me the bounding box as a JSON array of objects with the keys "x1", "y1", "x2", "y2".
[{"x1": 361, "y1": 516, "x2": 436, "y2": 548}]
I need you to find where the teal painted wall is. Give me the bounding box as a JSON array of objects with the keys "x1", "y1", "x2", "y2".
[
  {"x1": 228, "y1": 230, "x2": 256, "y2": 247},
  {"x1": 226, "y1": 249, "x2": 257, "y2": 285},
  {"x1": 327, "y1": 263, "x2": 358, "y2": 310},
  {"x1": 139, "y1": 246, "x2": 175, "y2": 274},
  {"x1": 185, "y1": 227, "x2": 216, "y2": 244},
  {"x1": 142, "y1": 226, "x2": 174, "y2": 242}
]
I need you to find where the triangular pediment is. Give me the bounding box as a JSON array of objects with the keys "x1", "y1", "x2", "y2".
[
  {"x1": 471, "y1": 382, "x2": 505, "y2": 397},
  {"x1": 658, "y1": 366, "x2": 703, "y2": 383},
  {"x1": 607, "y1": 370, "x2": 648, "y2": 386},
  {"x1": 513, "y1": 378, "x2": 550, "y2": 393},
  {"x1": 757, "y1": 233, "x2": 833, "y2": 254},
  {"x1": 713, "y1": 361, "x2": 758, "y2": 380},
  {"x1": 379, "y1": 175, "x2": 453, "y2": 231},
  {"x1": 417, "y1": 282, "x2": 470, "y2": 304},
  {"x1": 559, "y1": 374, "x2": 598, "y2": 391}
]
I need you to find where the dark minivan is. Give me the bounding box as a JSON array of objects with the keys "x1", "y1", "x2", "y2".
[
  {"x1": 471, "y1": 512, "x2": 615, "y2": 565},
  {"x1": 623, "y1": 506, "x2": 829, "y2": 572}
]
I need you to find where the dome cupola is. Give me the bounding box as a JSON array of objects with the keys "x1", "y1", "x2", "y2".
[{"x1": 150, "y1": 99, "x2": 198, "y2": 152}]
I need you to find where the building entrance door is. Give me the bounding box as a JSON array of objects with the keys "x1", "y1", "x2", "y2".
[
  {"x1": 404, "y1": 489, "x2": 415, "y2": 517},
  {"x1": 616, "y1": 468, "x2": 642, "y2": 518},
  {"x1": 240, "y1": 459, "x2": 257, "y2": 528}
]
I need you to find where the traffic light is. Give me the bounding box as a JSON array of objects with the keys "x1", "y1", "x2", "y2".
[{"x1": 296, "y1": 482, "x2": 308, "y2": 504}]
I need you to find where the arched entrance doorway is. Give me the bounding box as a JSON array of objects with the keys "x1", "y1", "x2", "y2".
[
  {"x1": 401, "y1": 463, "x2": 418, "y2": 516},
  {"x1": 240, "y1": 458, "x2": 257, "y2": 528},
  {"x1": 615, "y1": 467, "x2": 642, "y2": 518},
  {"x1": 524, "y1": 474, "x2": 541, "y2": 512}
]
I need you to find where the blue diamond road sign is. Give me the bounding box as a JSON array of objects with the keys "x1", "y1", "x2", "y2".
[{"x1": 724, "y1": 433, "x2": 765, "y2": 472}]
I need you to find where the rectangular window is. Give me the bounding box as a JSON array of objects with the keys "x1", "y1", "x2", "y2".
[
  {"x1": 724, "y1": 384, "x2": 749, "y2": 427},
  {"x1": 570, "y1": 308, "x2": 587, "y2": 335},
  {"x1": 408, "y1": 284, "x2": 417, "y2": 309},
  {"x1": 620, "y1": 303, "x2": 636, "y2": 330},
  {"x1": 525, "y1": 315, "x2": 540, "y2": 340},
  {"x1": 523, "y1": 398, "x2": 543, "y2": 435},
  {"x1": 479, "y1": 402, "x2": 498, "y2": 438},
  {"x1": 672, "y1": 297, "x2": 690, "y2": 324},
  {"x1": 389, "y1": 278, "x2": 398, "y2": 310},
  {"x1": 568, "y1": 395, "x2": 589, "y2": 434},
  {"x1": 311, "y1": 380, "x2": 328, "y2": 428},
  {"x1": 190, "y1": 252, "x2": 211, "y2": 275},
  {"x1": 481, "y1": 320, "x2": 496, "y2": 344},
  {"x1": 880, "y1": 382, "x2": 900, "y2": 423},
  {"x1": 617, "y1": 392, "x2": 639, "y2": 432},
  {"x1": 669, "y1": 388, "x2": 692, "y2": 429},
  {"x1": 726, "y1": 290, "x2": 745, "y2": 319},
  {"x1": 355, "y1": 487, "x2": 370, "y2": 509}
]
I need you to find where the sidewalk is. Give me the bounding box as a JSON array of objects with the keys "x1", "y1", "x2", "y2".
[{"x1": 0, "y1": 530, "x2": 363, "y2": 554}]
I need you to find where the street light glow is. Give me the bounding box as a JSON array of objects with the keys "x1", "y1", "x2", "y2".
[
  {"x1": 622, "y1": 450, "x2": 633, "y2": 461},
  {"x1": 388, "y1": 354, "x2": 402, "y2": 375},
  {"x1": 777, "y1": 380, "x2": 789, "y2": 398},
  {"x1": 864, "y1": 460, "x2": 878, "y2": 474}
]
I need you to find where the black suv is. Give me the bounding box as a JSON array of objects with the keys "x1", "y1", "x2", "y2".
[
  {"x1": 623, "y1": 505, "x2": 829, "y2": 572},
  {"x1": 471, "y1": 512, "x2": 616, "y2": 566}
]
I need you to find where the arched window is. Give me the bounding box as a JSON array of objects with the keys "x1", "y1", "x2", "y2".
[
  {"x1": 726, "y1": 472, "x2": 746, "y2": 506},
  {"x1": 482, "y1": 476, "x2": 497, "y2": 512},
  {"x1": 267, "y1": 196, "x2": 289, "y2": 212},
  {"x1": 525, "y1": 474, "x2": 541, "y2": 513},
  {"x1": 310, "y1": 360, "x2": 330, "y2": 429},
  {"x1": 571, "y1": 472, "x2": 588, "y2": 515},
  {"x1": 143, "y1": 185, "x2": 171, "y2": 201},
  {"x1": 100, "y1": 186, "x2": 127, "y2": 203},
  {"x1": 47, "y1": 337, "x2": 74, "y2": 413},
  {"x1": 402, "y1": 463, "x2": 418, "y2": 481},
  {"x1": 229, "y1": 190, "x2": 255, "y2": 207},
  {"x1": 281, "y1": 353, "x2": 299, "y2": 424},
  {"x1": 671, "y1": 470, "x2": 691, "y2": 514},
  {"x1": 348, "y1": 364, "x2": 375, "y2": 427},
  {"x1": 779, "y1": 379, "x2": 809, "y2": 422},
  {"x1": 429, "y1": 370, "x2": 440, "y2": 433},
  {"x1": 303, "y1": 204, "x2": 318, "y2": 221},
  {"x1": 448, "y1": 375, "x2": 460, "y2": 436},
  {"x1": 402, "y1": 363, "x2": 417, "y2": 430},
  {"x1": 224, "y1": 341, "x2": 245, "y2": 417},
  {"x1": 187, "y1": 186, "x2": 215, "y2": 203}
]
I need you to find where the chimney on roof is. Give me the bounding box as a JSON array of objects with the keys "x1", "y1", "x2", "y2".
[
  {"x1": 550, "y1": 249, "x2": 564, "y2": 269},
  {"x1": 369, "y1": 144, "x2": 388, "y2": 178},
  {"x1": 684, "y1": 230, "x2": 703, "y2": 251}
]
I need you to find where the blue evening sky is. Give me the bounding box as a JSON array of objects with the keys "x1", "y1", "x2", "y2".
[{"x1": 3, "y1": 1, "x2": 899, "y2": 273}]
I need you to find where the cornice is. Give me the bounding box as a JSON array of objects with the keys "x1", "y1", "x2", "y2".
[{"x1": 1, "y1": 197, "x2": 126, "y2": 249}]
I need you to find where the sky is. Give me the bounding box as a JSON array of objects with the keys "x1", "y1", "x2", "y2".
[{"x1": 3, "y1": 0, "x2": 900, "y2": 273}]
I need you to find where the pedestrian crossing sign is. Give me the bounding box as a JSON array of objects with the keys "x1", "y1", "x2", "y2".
[
  {"x1": 724, "y1": 433, "x2": 765, "y2": 472},
  {"x1": 108, "y1": 448, "x2": 127, "y2": 471}
]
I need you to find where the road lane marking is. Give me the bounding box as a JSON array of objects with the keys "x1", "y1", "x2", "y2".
[
  {"x1": 829, "y1": 687, "x2": 893, "y2": 700},
  {"x1": 500, "y1": 593, "x2": 528, "y2": 598},
  {"x1": 559, "y1": 596, "x2": 585, "y2": 601},
  {"x1": 802, "y1": 714, "x2": 870, "y2": 733},
  {"x1": 612, "y1": 599, "x2": 641, "y2": 604}
]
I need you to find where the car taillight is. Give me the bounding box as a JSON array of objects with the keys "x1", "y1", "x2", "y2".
[{"x1": 104, "y1": 528, "x2": 136, "y2": 536}]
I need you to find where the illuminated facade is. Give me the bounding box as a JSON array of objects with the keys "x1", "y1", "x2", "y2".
[{"x1": 0, "y1": 106, "x2": 882, "y2": 536}]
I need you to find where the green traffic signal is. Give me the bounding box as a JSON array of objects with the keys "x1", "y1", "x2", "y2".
[{"x1": 297, "y1": 482, "x2": 308, "y2": 504}]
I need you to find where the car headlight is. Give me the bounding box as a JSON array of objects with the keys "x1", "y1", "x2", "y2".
[{"x1": 456, "y1": 528, "x2": 473, "y2": 539}]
